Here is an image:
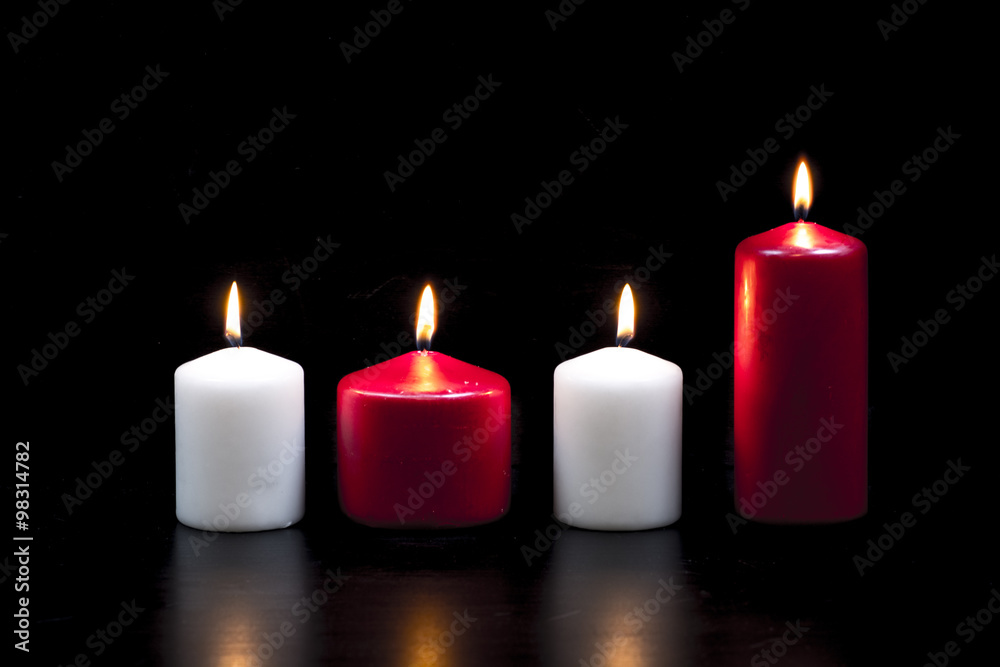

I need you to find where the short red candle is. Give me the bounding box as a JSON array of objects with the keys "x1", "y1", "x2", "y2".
[
  {"x1": 734, "y1": 165, "x2": 867, "y2": 523},
  {"x1": 336, "y1": 288, "x2": 511, "y2": 528}
]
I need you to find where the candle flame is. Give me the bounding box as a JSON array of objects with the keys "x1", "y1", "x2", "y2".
[
  {"x1": 793, "y1": 160, "x2": 812, "y2": 221},
  {"x1": 416, "y1": 285, "x2": 435, "y2": 351},
  {"x1": 225, "y1": 282, "x2": 241, "y2": 347},
  {"x1": 616, "y1": 284, "x2": 634, "y2": 347}
]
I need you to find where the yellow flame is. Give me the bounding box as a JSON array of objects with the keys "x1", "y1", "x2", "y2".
[
  {"x1": 416, "y1": 285, "x2": 435, "y2": 350},
  {"x1": 617, "y1": 284, "x2": 634, "y2": 346},
  {"x1": 225, "y1": 282, "x2": 241, "y2": 345},
  {"x1": 793, "y1": 160, "x2": 812, "y2": 218}
]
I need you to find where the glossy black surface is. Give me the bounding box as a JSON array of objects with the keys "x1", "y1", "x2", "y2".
[{"x1": 29, "y1": 481, "x2": 998, "y2": 666}]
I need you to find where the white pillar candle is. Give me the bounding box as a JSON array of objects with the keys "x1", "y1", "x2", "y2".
[
  {"x1": 553, "y1": 285, "x2": 683, "y2": 530},
  {"x1": 175, "y1": 283, "x2": 305, "y2": 532}
]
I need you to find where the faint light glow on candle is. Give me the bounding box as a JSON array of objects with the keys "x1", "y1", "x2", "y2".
[
  {"x1": 225, "y1": 281, "x2": 241, "y2": 347},
  {"x1": 616, "y1": 284, "x2": 635, "y2": 348},
  {"x1": 740, "y1": 264, "x2": 756, "y2": 340},
  {"x1": 791, "y1": 223, "x2": 815, "y2": 249},
  {"x1": 416, "y1": 285, "x2": 435, "y2": 352},
  {"x1": 737, "y1": 260, "x2": 758, "y2": 367}
]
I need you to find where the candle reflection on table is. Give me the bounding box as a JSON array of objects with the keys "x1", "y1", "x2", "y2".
[
  {"x1": 160, "y1": 525, "x2": 313, "y2": 667},
  {"x1": 539, "y1": 529, "x2": 687, "y2": 665}
]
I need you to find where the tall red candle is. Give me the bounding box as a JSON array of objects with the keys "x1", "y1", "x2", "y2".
[
  {"x1": 734, "y1": 162, "x2": 867, "y2": 523},
  {"x1": 337, "y1": 286, "x2": 511, "y2": 528}
]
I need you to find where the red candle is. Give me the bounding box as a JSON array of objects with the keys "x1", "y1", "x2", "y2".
[
  {"x1": 337, "y1": 286, "x2": 511, "y2": 528},
  {"x1": 734, "y1": 161, "x2": 867, "y2": 523}
]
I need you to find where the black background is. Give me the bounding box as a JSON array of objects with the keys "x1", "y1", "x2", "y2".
[{"x1": 4, "y1": 1, "x2": 996, "y2": 665}]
